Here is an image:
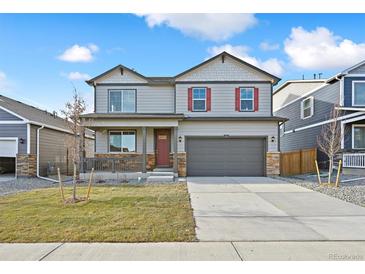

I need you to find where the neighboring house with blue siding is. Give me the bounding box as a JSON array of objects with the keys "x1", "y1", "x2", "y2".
[
  {"x1": 274, "y1": 61, "x2": 365, "y2": 173},
  {"x1": 0, "y1": 95, "x2": 94, "y2": 178}
]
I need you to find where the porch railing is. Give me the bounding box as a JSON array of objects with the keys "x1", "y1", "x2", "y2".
[
  {"x1": 81, "y1": 156, "x2": 144, "y2": 173},
  {"x1": 343, "y1": 153, "x2": 365, "y2": 168}
]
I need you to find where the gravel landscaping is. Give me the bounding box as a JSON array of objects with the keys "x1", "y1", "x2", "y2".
[
  {"x1": 0, "y1": 177, "x2": 58, "y2": 196},
  {"x1": 278, "y1": 173, "x2": 365, "y2": 207}
]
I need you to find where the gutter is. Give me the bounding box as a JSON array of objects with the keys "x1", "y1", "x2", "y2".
[{"x1": 36, "y1": 125, "x2": 58, "y2": 183}]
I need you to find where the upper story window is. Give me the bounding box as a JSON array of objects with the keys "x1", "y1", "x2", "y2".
[
  {"x1": 352, "y1": 81, "x2": 365, "y2": 106},
  {"x1": 109, "y1": 130, "x2": 136, "y2": 153},
  {"x1": 353, "y1": 125, "x2": 365, "y2": 149},
  {"x1": 301, "y1": 96, "x2": 314, "y2": 119},
  {"x1": 240, "y1": 88, "x2": 254, "y2": 111},
  {"x1": 192, "y1": 88, "x2": 207, "y2": 111},
  {"x1": 109, "y1": 89, "x2": 136, "y2": 112}
]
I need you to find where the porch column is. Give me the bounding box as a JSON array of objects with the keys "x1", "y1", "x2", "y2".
[
  {"x1": 142, "y1": 126, "x2": 147, "y2": 173},
  {"x1": 173, "y1": 127, "x2": 178, "y2": 174}
]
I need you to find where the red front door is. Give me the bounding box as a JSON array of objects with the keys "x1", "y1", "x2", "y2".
[{"x1": 156, "y1": 129, "x2": 170, "y2": 167}]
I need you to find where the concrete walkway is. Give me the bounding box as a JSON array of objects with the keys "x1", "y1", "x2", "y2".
[
  {"x1": 1, "y1": 242, "x2": 364, "y2": 261},
  {"x1": 187, "y1": 177, "x2": 365, "y2": 241}
]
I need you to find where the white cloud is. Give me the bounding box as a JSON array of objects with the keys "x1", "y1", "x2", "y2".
[
  {"x1": 207, "y1": 44, "x2": 284, "y2": 76},
  {"x1": 260, "y1": 41, "x2": 280, "y2": 51},
  {"x1": 58, "y1": 44, "x2": 99, "y2": 62},
  {"x1": 63, "y1": 71, "x2": 91, "y2": 81},
  {"x1": 284, "y1": 26, "x2": 365, "y2": 70},
  {"x1": 139, "y1": 14, "x2": 257, "y2": 41}
]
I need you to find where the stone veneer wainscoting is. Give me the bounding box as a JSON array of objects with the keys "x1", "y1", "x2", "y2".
[
  {"x1": 16, "y1": 154, "x2": 37, "y2": 177},
  {"x1": 266, "y1": 152, "x2": 280, "y2": 175}
]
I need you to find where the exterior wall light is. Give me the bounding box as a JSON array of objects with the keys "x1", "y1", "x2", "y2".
[
  {"x1": 19, "y1": 138, "x2": 25, "y2": 144},
  {"x1": 271, "y1": 136, "x2": 276, "y2": 143},
  {"x1": 178, "y1": 136, "x2": 183, "y2": 143}
]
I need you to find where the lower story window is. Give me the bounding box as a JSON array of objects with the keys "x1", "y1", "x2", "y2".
[
  {"x1": 353, "y1": 126, "x2": 365, "y2": 149},
  {"x1": 109, "y1": 131, "x2": 136, "y2": 152}
]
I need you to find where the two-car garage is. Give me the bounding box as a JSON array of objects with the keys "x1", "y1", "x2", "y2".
[{"x1": 186, "y1": 137, "x2": 266, "y2": 176}]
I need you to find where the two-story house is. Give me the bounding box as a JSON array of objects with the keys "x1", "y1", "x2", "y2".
[
  {"x1": 274, "y1": 60, "x2": 365, "y2": 173},
  {"x1": 81, "y1": 52, "x2": 285, "y2": 177}
]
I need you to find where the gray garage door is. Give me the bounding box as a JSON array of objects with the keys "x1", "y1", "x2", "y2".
[{"x1": 186, "y1": 137, "x2": 265, "y2": 176}]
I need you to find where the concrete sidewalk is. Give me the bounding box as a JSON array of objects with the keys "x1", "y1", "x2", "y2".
[{"x1": 1, "y1": 242, "x2": 365, "y2": 261}]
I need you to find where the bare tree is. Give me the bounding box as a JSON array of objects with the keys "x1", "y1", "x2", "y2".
[
  {"x1": 317, "y1": 105, "x2": 344, "y2": 184},
  {"x1": 62, "y1": 90, "x2": 86, "y2": 202}
]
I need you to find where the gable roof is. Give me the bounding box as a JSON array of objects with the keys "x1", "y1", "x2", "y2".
[
  {"x1": 341, "y1": 59, "x2": 365, "y2": 74},
  {"x1": 175, "y1": 51, "x2": 281, "y2": 84},
  {"x1": 273, "y1": 79, "x2": 327, "y2": 95},
  {"x1": 86, "y1": 51, "x2": 281, "y2": 86},
  {"x1": 0, "y1": 94, "x2": 94, "y2": 137}
]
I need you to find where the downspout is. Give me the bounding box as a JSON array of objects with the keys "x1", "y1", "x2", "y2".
[{"x1": 36, "y1": 125, "x2": 58, "y2": 182}]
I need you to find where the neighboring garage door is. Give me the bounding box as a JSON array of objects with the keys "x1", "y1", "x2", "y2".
[
  {"x1": 0, "y1": 139, "x2": 17, "y2": 157},
  {"x1": 186, "y1": 137, "x2": 265, "y2": 176},
  {"x1": 0, "y1": 139, "x2": 17, "y2": 174}
]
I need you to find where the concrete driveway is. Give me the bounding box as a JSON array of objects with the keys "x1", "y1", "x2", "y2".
[{"x1": 187, "y1": 177, "x2": 365, "y2": 241}]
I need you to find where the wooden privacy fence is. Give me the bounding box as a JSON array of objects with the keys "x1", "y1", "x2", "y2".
[{"x1": 280, "y1": 148, "x2": 317, "y2": 176}]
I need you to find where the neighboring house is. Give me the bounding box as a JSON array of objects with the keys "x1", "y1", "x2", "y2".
[
  {"x1": 0, "y1": 95, "x2": 94, "y2": 177},
  {"x1": 274, "y1": 61, "x2": 365, "y2": 173},
  {"x1": 81, "y1": 51, "x2": 286, "y2": 177}
]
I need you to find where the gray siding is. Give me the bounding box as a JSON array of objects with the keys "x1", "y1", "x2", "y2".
[
  {"x1": 280, "y1": 125, "x2": 327, "y2": 164},
  {"x1": 95, "y1": 85, "x2": 174, "y2": 113},
  {"x1": 0, "y1": 108, "x2": 22, "y2": 121},
  {"x1": 38, "y1": 128, "x2": 73, "y2": 176},
  {"x1": 30, "y1": 124, "x2": 39, "y2": 154},
  {"x1": 0, "y1": 124, "x2": 27, "y2": 154},
  {"x1": 344, "y1": 76, "x2": 365, "y2": 107},
  {"x1": 349, "y1": 63, "x2": 365, "y2": 74},
  {"x1": 275, "y1": 81, "x2": 340, "y2": 131},
  {"x1": 178, "y1": 120, "x2": 278, "y2": 152},
  {"x1": 176, "y1": 83, "x2": 272, "y2": 117}
]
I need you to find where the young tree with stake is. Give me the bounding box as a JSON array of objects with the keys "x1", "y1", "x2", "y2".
[
  {"x1": 62, "y1": 90, "x2": 86, "y2": 202},
  {"x1": 317, "y1": 105, "x2": 344, "y2": 185}
]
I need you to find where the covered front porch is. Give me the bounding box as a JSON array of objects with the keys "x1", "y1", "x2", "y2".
[{"x1": 81, "y1": 114, "x2": 184, "y2": 179}]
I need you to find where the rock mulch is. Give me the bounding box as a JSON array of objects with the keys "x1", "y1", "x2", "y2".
[
  {"x1": 0, "y1": 177, "x2": 57, "y2": 196},
  {"x1": 278, "y1": 174, "x2": 365, "y2": 208}
]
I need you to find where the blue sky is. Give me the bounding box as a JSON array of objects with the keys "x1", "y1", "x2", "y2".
[{"x1": 1, "y1": 13, "x2": 365, "y2": 113}]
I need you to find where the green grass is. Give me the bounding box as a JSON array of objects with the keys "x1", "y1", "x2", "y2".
[{"x1": 0, "y1": 184, "x2": 196, "y2": 243}]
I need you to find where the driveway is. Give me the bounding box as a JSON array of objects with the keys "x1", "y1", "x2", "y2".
[{"x1": 187, "y1": 177, "x2": 365, "y2": 241}]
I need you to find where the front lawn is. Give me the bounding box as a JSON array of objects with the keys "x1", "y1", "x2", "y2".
[{"x1": 0, "y1": 183, "x2": 196, "y2": 242}]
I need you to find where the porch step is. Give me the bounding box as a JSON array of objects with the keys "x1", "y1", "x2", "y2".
[
  {"x1": 153, "y1": 168, "x2": 174, "y2": 172},
  {"x1": 146, "y1": 175, "x2": 175, "y2": 183},
  {"x1": 148, "y1": 171, "x2": 174, "y2": 176}
]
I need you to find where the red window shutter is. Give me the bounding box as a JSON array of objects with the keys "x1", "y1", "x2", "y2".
[
  {"x1": 206, "y1": 88, "x2": 211, "y2": 111},
  {"x1": 235, "y1": 87, "x2": 240, "y2": 111},
  {"x1": 254, "y1": 87, "x2": 259, "y2": 111},
  {"x1": 188, "y1": 88, "x2": 192, "y2": 111}
]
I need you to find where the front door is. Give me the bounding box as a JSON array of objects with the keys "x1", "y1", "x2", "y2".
[{"x1": 156, "y1": 129, "x2": 170, "y2": 167}]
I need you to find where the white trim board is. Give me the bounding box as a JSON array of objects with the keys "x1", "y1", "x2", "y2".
[{"x1": 283, "y1": 112, "x2": 364, "y2": 135}]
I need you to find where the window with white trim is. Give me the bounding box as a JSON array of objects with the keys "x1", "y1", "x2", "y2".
[
  {"x1": 192, "y1": 88, "x2": 206, "y2": 111},
  {"x1": 353, "y1": 126, "x2": 365, "y2": 149},
  {"x1": 301, "y1": 97, "x2": 314, "y2": 119},
  {"x1": 109, "y1": 90, "x2": 136, "y2": 112},
  {"x1": 109, "y1": 131, "x2": 136, "y2": 152},
  {"x1": 240, "y1": 87, "x2": 254, "y2": 111},
  {"x1": 353, "y1": 81, "x2": 365, "y2": 106}
]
